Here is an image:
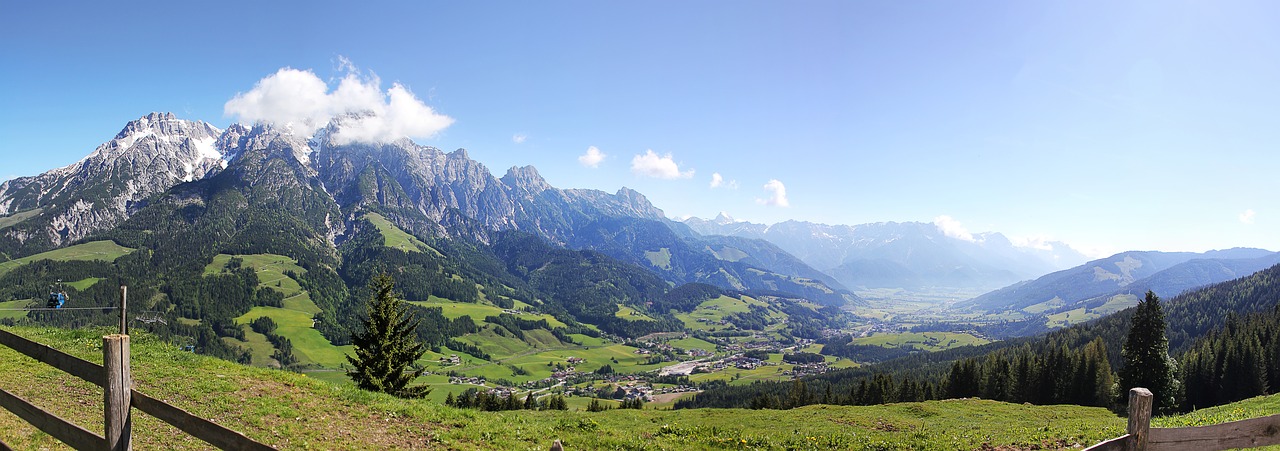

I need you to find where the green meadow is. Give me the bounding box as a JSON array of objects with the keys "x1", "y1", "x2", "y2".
[{"x1": 0, "y1": 240, "x2": 134, "y2": 276}]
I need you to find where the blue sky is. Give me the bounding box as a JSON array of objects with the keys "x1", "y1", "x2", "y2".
[{"x1": 2, "y1": 1, "x2": 1277, "y2": 256}]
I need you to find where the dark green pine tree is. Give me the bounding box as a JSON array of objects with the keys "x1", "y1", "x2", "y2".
[
  {"x1": 347, "y1": 274, "x2": 431, "y2": 398},
  {"x1": 1120, "y1": 291, "x2": 1178, "y2": 413}
]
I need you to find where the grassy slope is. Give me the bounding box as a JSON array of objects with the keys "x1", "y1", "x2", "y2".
[
  {"x1": 0, "y1": 300, "x2": 32, "y2": 320},
  {"x1": 407, "y1": 298, "x2": 566, "y2": 329},
  {"x1": 853, "y1": 332, "x2": 990, "y2": 352},
  {"x1": 0, "y1": 208, "x2": 42, "y2": 230},
  {"x1": 364, "y1": 212, "x2": 442, "y2": 256},
  {"x1": 1045, "y1": 295, "x2": 1139, "y2": 328},
  {"x1": 616, "y1": 303, "x2": 657, "y2": 321},
  {"x1": 675, "y1": 295, "x2": 772, "y2": 332},
  {"x1": 204, "y1": 254, "x2": 350, "y2": 368},
  {"x1": 0, "y1": 240, "x2": 134, "y2": 276},
  {"x1": 64, "y1": 277, "x2": 103, "y2": 291},
  {"x1": 0, "y1": 326, "x2": 1150, "y2": 450}
]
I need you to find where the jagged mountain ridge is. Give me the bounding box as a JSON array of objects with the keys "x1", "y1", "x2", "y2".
[
  {"x1": 0, "y1": 113, "x2": 224, "y2": 254},
  {"x1": 683, "y1": 214, "x2": 1090, "y2": 290},
  {"x1": 0, "y1": 112, "x2": 852, "y2": 305}
]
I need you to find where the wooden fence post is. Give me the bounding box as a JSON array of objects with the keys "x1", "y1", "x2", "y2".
[
  {"x1": 1127, "y1": 387, "x2": 1152, "y2": 451},
  {"x1": 104, "y1": 334, "x2": 132, "y2": 451},
  {"x1": 119, "y1": 286, "x2": 128, "y2": 335}
]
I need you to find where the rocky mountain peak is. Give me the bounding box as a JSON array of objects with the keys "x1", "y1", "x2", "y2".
[
  {"x1": 500, "y1": 165, "x2": 551, "y2": 196},
  {"x1": 0, "y1": 112, "x2": 231, "y2": 247},
  {"x1": 612, "y1": 187, "x2": 664, "y2": 219}
]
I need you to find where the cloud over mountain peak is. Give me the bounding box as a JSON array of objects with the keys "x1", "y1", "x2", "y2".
[{"x1": 224, "y1": 61, "x2": 452, "y2": 145}]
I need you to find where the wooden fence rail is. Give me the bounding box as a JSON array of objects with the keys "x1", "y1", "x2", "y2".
[
  {"x1": 1086, "y1": 387, "x2": 1280, "y2": 451},
  {"x1": 0, "y1": 308, "x2": 272, "y2": 450}
]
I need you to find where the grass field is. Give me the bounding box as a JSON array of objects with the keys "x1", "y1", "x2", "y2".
[
  {"x1": 0, "y1": 240, "x2": 134, "y2": 276},
  {"x1": 0, "y1": 299, "x2": 32, "y2": 320},
  {"x1": 615, "y1": 303, "x2": 656, "y2": 321},
  {"x1": 643, "y1": 247, "x2": 672, "y2": 270},
  {"x1": 0, "y1": 208, "x2": 42, "y2": 230},
  {"x1": 1046, "y1": 296, "x2": 1139, "y2": 329},
  {"x1": 667, "y1": 336, "x2": 718, "y2": 352},
  {"x1": 853, "y1": 332, "x2": 989, "y2": 351},
  {"x1": 675, "y1": 295, "x2": 775, "y2": 332},
  {"x1": 65, "y1": 277, "x2": 104, "y2": 291},
  {"x1": 364, "y1": 212, "x2": 439, "y2": 255},
  {"x1": 207, "y1": 254, "x2": 347, "y2": 367},
  {"x1": 408, "y1": 298, "x2": 566, "y2": 328},
  {"x1": 7, "y1": 326, "x2": 1280, "y2": 450},
  {"x1": 1021, "y1": 297, "x2": 1066, "y2": 314},
  {"x1": 235, "y1": 306, "x2": 353, "y2": 368}
]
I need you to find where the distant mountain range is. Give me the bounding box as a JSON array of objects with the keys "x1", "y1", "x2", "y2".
[
  {"x1": 957, "y1": 248, "x2": 1280, "y2": 316},
  {"x1": 682, "y1": 213, "x2": 1090, "y2": 291}
]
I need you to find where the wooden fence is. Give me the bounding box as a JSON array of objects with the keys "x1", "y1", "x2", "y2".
[
  {"x1": 0, "y1": 327, "x2": 273, "y2": 450},
  {"x1": 1086, "y1": 387, "x2": 1280, "y2": 451}
]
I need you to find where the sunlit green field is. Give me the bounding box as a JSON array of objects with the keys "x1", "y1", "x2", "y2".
[
  {"x1": 1046, "y1": 295, "x2": 1139, "y2": 328},
  {"x1": 0, "y1": 208, "x2": 43, "y2": 230},
  {"x1": 675, "y1": 295, "x2": 775, "y2": 332},
  {"x1": 853, "y1": 332, "x2": 989, "y2": 351},
  {"x1": 615, "y1": 303, "x2": 656, "y2": 321},
  {"x1": 408, "y1": 298, "x2": 567, "y2": 328},
  {"x1": 206, "y1": 253, "x2": 350, "y2": 368},
  {"x1": 364, "y1": 212, "x2": 440, "y2": 255},
  {"x1": 0, "y1": 240, "x2": 134, "y2": 276},
  {"x1": 64, "y1": 277, "x2": 104, "y2": 291},
  {"x1": 0, "y1": 299, "x2": 32, "y2": 320}
]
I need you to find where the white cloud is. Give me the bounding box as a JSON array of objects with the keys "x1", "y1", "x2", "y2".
[
  {"x1": 1010, "y1": 235, "x2": 1056, "y2": 251},
  {"x1": 224, "y1": 61, "x2": 453, "y2": 145},
  {"x1": 512, "y1": 134, "x2": 527, "y2": 144},
  {"x1": 709, "y1": 172, "x2": 741, "y2": 189},
  {"x1": 1072, "y1": 243, "x2": 1117, "y2": 259},
  {"x1": 933, "y1": 215, "x2": 975, "y2": 242},
  {"x1": 1239, "y1": 209, "x2": 1256, "y2": 224},
  {"x1": 578, "y1": 146, "x2": 606, "y2": 168},
  {"x1": 335, "y1": 55, "x2": 358, "y2": 74},
  {"x1": 756, "y1": 179, "x2": 790, "y2": 207},
  {"x1": 630, "y1": 150, "x2": 693, "y2": 179}
]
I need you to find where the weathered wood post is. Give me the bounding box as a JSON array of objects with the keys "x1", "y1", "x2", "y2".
[
  {"x1": 104, "y1": 334, "x2": 132, "y2": 451},
  {"x1": 119, "y1": 285, "x2": 128, "y2": 335},
  {"x1": 1127, "y1": 387, "x2": 1152, "y2": 451}
]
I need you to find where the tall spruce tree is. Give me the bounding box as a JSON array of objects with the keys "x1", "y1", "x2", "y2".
[
  {"x1": 347, "y1": 274, "x2": 431, "y2": 398},
  {"x1": 1120, "y1": 291, "x2": 1178, "y2": 413}
]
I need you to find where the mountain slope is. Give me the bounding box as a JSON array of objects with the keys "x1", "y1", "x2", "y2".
[
  {"x1": 958, "y1": 248, "x2": 1278, "y2": 314},
  {"x1": 566, "y1": 216, "x2": 862, "y2": 306},
  {"x1": 695, "y1": 233, "x2": 846, "y2": 289},
  {"x1": 305, "y1": 129, "x2": 848, "y2": 302}
]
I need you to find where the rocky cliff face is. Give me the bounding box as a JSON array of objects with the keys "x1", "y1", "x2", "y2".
[
  {"x1": 0, "y1": 112, "x2": 224, "y2": 250},
  {"x1": 307, "y1": 122, "x2": 665, "y2": 244}
]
